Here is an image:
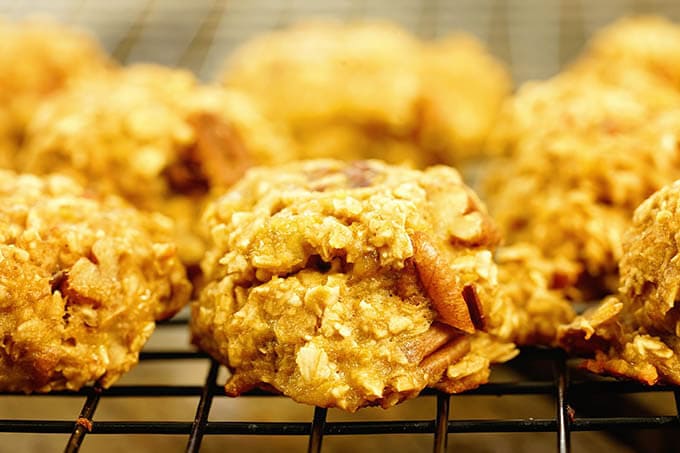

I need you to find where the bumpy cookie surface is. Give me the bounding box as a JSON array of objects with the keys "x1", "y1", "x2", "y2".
[
  {"x1": 220, "y1": 21, "x2": 510, "y2": 166},
  {"x1": 559, "y1": 181, "x2": 680, "y2": 385},
  {"x1": 483, "y1": 17, "x2": 680, "y2": 301},
  {"x1": 487, "y1": 16, "x2": 680, "y2": 159},
  {"x1": 0, "y1": 171, "x2": 191, "y2": 392},
  {"x1": 21, "y1": 64, "x2": 294, "y2": 266},
  {"x1": 495, "y1": 243, "x2": 579, "y2": 346},
  {"x1": 0, "y1": 18, "x2": 112, "y2": 167},
  {"x1": 484, "y1": 109, "x2": 680, "y2": 299},
  {"x1": 192, "y1": 160, "x2": 517, "y2": 411}
]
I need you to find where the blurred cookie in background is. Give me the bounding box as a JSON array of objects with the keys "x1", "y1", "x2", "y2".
[
  {"x1": 20, "y1": 64, "x2": 295, "y2": 270},
  {"x1": 481, "y1": 16, "x2": 680, "y2": 301},
  {"x1": 219, "y1": 21, "x2": 510, "y2": 168},
  {"x1": 483, "y1": 109, "x2": 680, "y2": 300},
  {"x1": 0, "y1": 17, "x2": 114, "y2": 168}
]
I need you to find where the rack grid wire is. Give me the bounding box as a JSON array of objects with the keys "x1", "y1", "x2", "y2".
[{"x1": 1, "y1": 318, "x2": 679, "y2": 453}]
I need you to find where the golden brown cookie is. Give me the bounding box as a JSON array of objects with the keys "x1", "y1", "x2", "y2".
[
  {"x1": 559, "y1": 180, "x2": 680, "y2": 384},
  {"x1": 0, "y1": 171, "x2": 191, "y2": 392},
  {"x1": 487, "y1": 16, "x2": 680, "y2": 159},
  {"x1": 485, "y1": 70, "x2": 680, "y2": 159},
  {"x1": 191, "y1": 160, "x2": 517, "y2": 411},
  {"x1": 483, "y1": 100, "x2": 680, "y2": 300},
  {"x1": 219, "y1": 21, "x2": 510, "y2": 166},
  {"x1": 574, "y1": 15, "x2": 680, "y2": 89},
  {"x1": 0, "y1": 17, "x2": 113, "y2": 167},
  {"x1": 20, "y1": 64, "x2": 294, "y2": 267}
]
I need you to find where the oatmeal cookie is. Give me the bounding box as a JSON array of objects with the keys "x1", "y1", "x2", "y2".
[
  {"x1": 574, "y1": 15, "x2": 680, "y2": 89},
  {"x1": 487, "y1": 16, "x2": 680, "y2": 158},
  {"x1": 483, "y1": 105, "x2": 680, "y2": 300},
  {"x1": 21, "y1": 64, "x2": 294, "y2": 266},
  {"x1": 0, "y1": 17, "x2": 112, "y2": 167},
  {"x1": 559, "y1": 180, "x2": 680, "y2": 385},
  {"x1": 219, "y1": 21, "x2": 510, "y2": 166},
  {"x1": 486, "y1": 70, "x2": 680, "y2": 158},
  {"x1": 0, "y1": 171, "x2": 191, "y2": 393},
  {"x1": 192, "y1": 160, "x2": 517, "y2": 411}
]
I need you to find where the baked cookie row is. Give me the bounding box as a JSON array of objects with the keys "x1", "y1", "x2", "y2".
[{"x1": 4, "y1": 14, "x2": 680, "y2": 412}]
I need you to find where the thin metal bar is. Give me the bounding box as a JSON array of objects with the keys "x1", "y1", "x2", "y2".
[
  {"x1": 489, "y1": 0, "x2": 511, "y2": 69},
  {"x1": 559, "y1": 0, "x2": 585, "y2": 66},
  {"x1": 66, "y1": 0, "x2": 87, "y2": 25},
  {"x1": 176, "y1": 0, "x2": 227, "y2": 73},
  {"x1": 0, "y1": 420, "x2": 77, "y2": 433},
  {"x1": 64, "y1": 386, "x2": 102, "y2": 453},
  {"x1": 570, "y1": 417, "x2": 679, "y2": 430},
  {"x1": 140, "y1": 351, "x2": 209, "y2": 360},
  {"x1": 92, "y1": 385, "x2": 210, "y2": 397},
  {"x1": 112, "y1": 0, "x2": 156, "y2": 63},
  {"x1": 417, "y1": 0, "x2": 437, "y2": 39},
  {"x1": 2, "y1": 416, "x2": 679, "y2": 435},
  {"x1": 185, "y1": 359, "x2": 220, "y2": 453},
  {"x1": 156, "y1": 317, "x2": 190, "y2": 326},
  {"x1": 1, "y1": 378, "x2": 674, "y2": 398},
  {"x1": 307, "y1": 407, "x2": 327, "y2": 453},
  {"x1": 433, "y1": 392, "x2": 449, "y2": 453},
  {"x1": 554, "y1": 351, "x2": 571, "y2": 453}
]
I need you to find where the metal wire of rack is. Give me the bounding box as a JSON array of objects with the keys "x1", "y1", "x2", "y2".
[
  {"x1": 5, "y1": 0, "x2": 680, "y2": 83},
  {"x1": 1, "y1": 318, "x2": 679, "y2": 453}
]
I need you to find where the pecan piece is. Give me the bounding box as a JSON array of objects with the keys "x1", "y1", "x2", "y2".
[
  {"x1": 462, "y1": 284, "x2": 485, "y2": 331},
  {"x1": 343, "y1": 161, "x2": 378, "y2": 188},
  {"x1": 420, "y1": 336, "x2": 471, "y2": 380},
  {"x1": 411, "y1": 232, "x2": 476, "y2": 334},
  {"x1": 164, "y1": 113, "x2": 252, "y2": 195},
  {"x1": 400, "y1": 322, "x2": 460, "y2": 363},
  {"x1": 224, "y1": 374, "x2": 261, "y2": 397},
  {"x1": 57, "y1": 274, "x2": 101, "y2": 309}
]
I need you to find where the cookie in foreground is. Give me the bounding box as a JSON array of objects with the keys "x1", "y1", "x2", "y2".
[
  {"x1": 0, "y1": 171, "x2": 191, "y2": 392},
  {"x1": 191, "y1": 159, "x2": 517, "y2": 412},
  {"x1": 559, "y1": 180, "x2": 680, "y2": 385}
]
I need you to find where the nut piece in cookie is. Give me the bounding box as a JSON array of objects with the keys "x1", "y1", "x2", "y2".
[
  {"x1": 191, "y1": 159, "x2": 517, "y2": 412},
  {"x1": 0, "y1": 171, "x2": 191, "y2": 392},
  {"x1": 558, "y1": 180, "x2": 680, "y2": 385}
]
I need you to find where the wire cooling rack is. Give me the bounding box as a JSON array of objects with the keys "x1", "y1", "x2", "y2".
[
  {"x1": 4, "y1": 0, "x2": 680, "y2": 83},
  {"x1": 1, "y1": 317, "x2": 679, "y2": 453}
]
